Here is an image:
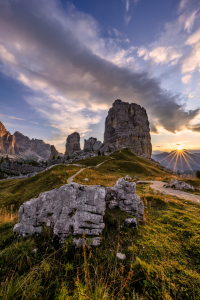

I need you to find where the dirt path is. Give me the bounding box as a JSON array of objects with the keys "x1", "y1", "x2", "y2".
[
  {"x1": 138, "y1": 181, "x2": 200, "y2": 204},
  {"x1": 67, "y1": 158, "x2": 114, "y2": 184}
]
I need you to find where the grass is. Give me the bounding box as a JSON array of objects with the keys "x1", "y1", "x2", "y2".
[
  {"x1": 0, "y1": 164, "x2": 80, "y2": 210},
  {"x1": 1, "y1": 149, "x2": 200, "y2": 299},
  {"x1": 74, "y1": 149, "x2": 171, "y2": 186}
]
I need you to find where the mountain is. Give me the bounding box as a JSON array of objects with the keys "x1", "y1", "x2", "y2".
[
  {"x1": 0, "y1": 121, "x2": 51, "y2": 161},
  {"x1": 0, "y1": 122, "x2": 18, "y2": 155},
  {"x1": 152, "y1": 150, "x2": 200, "y2": 173}
]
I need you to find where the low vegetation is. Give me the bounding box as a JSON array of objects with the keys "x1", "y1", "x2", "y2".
[{"x1": 1, "y1": 149, "x2": 200, "y2": 299}]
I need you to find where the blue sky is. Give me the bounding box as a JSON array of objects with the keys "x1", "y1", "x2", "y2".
[{"x1": 0, "y1": 0, "x2": 200, "y2": 153}]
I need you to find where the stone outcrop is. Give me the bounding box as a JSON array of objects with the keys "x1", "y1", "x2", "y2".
[
  {"x1": 50, "y1": 145, "x2": 60, "y2": 160},
  {"x1": 106, "y1": 178, "x2": 144, "y2": 219},
  {"x1": 165, "y1": 179, "x2": 195, "y2": 191},
  {"x1": 14, "y1": 183, "x2": 106, "y2": 245},
  {"x1": 14, "y1": 131, "x2": 51, "y2": 160},
  {"x1": 0, "y1": 122, "x2": 18, "y2": 155},
  {"x1": 14, "y1": 178, "x2": 144, "y2": 246},
  {"x1": 101, "y1": 100, "x2": 152, "y2": 157},
  {"x1": 84, "y1": 137, "x2": 102, "y2": 153},
  {"x1": 65, "y1": 132, "x2": 81, "y2": 157}
]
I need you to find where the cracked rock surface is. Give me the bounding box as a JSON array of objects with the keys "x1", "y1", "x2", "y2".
[
  {"x1": 106, "y1": 178, "x2": 144, "y2": 220},
  {"x1": 14, "y1": 183, "x2": 106, "y2": 245},
  {"x1": 14, "y1": 178, "x2": 144, "y2": 246}
]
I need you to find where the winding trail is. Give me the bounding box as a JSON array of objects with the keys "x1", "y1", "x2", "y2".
[
  {"x1": 137, "y1": 181, "x2": 200, "y2": 204},
  {"x1": 67, "y1": 158, "x2": 114, "y2": 184}
]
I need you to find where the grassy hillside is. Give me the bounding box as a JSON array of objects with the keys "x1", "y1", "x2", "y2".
[
  {"x1": 1, "y1": 150, "x2": 200, "y2": 299},
  {"x1": 0, "y1": 164, "x2": 80, "y2": 210},
  {"x1": 75, "y1": 149, "x2": 171, "y2": 186}
]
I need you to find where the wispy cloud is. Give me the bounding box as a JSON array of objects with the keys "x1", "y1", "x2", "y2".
[
  {"x1": 0, "y1": 114, "x2": 25, "y2": 121},
  {"x1": 30, "y1": 121, "x2": 39, "y2": 124}
]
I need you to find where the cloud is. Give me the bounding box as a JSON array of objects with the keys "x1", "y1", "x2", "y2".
[
  {"x1": 182, "y1": 74, "x2": 192, "y2": 83},
  {"x1": 0, "y1": 0, "x2": 199, "y2": 144},
  {"x1": 0, "y1": 114, "x2": 25, "y2": 121},
  {"x1": 138, "y1": 46, "x2": 181, "y2": 64},
  {"x1": 184, "y1": 10, "x2": 198, "y2": 33},
  {"x1": 30, "y1": 121, "x2": 39, "y2": 124}
]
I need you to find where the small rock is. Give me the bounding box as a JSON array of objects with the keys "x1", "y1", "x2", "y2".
[
  {"x1": 124, "y1": 218, "x2": 137, "y2": 228},
  {"x1": 161, "y1": 191, "x2": 166, "y2": 195},
  {"x1": 116, "y1": 253, "x2": 126, "y2": 260},
  {"x1": 33, "y1": 248, "x2": 37, "y2": 253},
  {"x1": 83, "y1": 178, "x2": 89, "y2": 181},
  {"x1": 124, "y1": 175, "x2": 132, "y2": 180}
]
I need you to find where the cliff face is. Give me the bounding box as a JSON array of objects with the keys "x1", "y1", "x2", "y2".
[
  {"x1": 14, "y1": 131, "x2": 51, "y2": 160},
  {"x1": 101, "y1": 100, "x2": 152, "y2": 157},
  {"x1": 0, "y1": 122, "x2": 18, "y2": 155},
  {"x1": 65, "y1": 132, "x2": 81, "y2": 156}
]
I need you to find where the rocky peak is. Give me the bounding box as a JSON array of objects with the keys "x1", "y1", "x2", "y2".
[
  {"x1": 0, "y1": 121, "x2": 18, "y2": 155},
  {"x1": 84, "y1": 137, "x2": 102, "y2": 153},
  {"x1": 50, "y1": 145, "x2": 60, "y2": 160},
  {"x1": 101, "y1": 99, "x2": 152, "y2": 157},
  {"x1": 65, "y1": 132, "x2": 81, "y2": 156}
]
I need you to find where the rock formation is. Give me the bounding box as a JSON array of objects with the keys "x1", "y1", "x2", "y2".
[
  {"x1": 14, "y1": 131, "x2": 51, "y2": 160},
  {"x1": 65, "y1": 132, "x2": 81, "y2": 157},
  {"x1": 101, "y1": 99, "x2": 152, "y2": 157},
  {"x1": 165, "y1": 179, "x2": 195, "y2": 191},
  {"x1": 106, "y1": 178, "x2": 144, "y2": 219},
  {"x1": 50, "y1": 145, "x2": 60, "y2": 160},
  {"x1": 84, "y1": 137, "x2": 102, "y2": 153},
  {"x1": 14, "y1": 178, "x2": 144, "y2": 246},
  {"x1": 14, "y1": 182, "x2": 106, "y2": 245},
  {"x1": 0, "y1": 122, "x2": 18, "y2": 155}
]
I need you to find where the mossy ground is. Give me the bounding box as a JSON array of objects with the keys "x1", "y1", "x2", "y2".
[{"x1": 1, "y1": 150, "x2": 200, "y2": 299}]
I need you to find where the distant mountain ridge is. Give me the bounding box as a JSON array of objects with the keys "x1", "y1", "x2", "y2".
[
  {"x1": 152, "y1": 150, "x2": 200, "y2": 173},
  {"x1": 0, "y1": 121, "x2": 51, "y2": 161}
]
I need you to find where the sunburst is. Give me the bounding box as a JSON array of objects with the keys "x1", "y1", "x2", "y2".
[{"x1": 159, "y1": 148, "x2": 199, "y2": 175}]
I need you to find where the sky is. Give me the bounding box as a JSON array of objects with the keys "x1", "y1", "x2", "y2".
[{"x1": 0, "y1": 0, "x2": 200, "y2": 153}]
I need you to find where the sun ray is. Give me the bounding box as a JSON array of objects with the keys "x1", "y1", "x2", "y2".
[
  {"x1": 167, "y1": 150, "x2": 178, "y2": 169},
  {"x1": 181, "y1": 152, "x2": 195, "y2": 176},
  {"x1": 173, "y1": 150, "x2": 180, "y2": 173},
  {"x1": 182, "y1": 150, "x2": 200, "y2": 167},
  {"x1": 160, "y1": 150, "x2": 177, "y2": 162}
]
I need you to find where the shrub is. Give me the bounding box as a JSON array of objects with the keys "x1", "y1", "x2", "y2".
[{"x1": 196, "y1": 170, "x2": 200, "y2": 179}]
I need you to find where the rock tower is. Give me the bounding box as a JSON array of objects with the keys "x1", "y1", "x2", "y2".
[
  {"x1": 101, "y1": 100, "x2": 152, "y2": 157},
  {"x1": 65, "y1": 132, "x2": 81, "y2": 156}
]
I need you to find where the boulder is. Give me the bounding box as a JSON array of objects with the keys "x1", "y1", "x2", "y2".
[
  {"x1": 124, "y1": 175, "x2": 132, "y2": 180},
  {"x1": 100, "y1": 100, "x2": 152, "y2": 157},
  {"x1": 165, "y1": 179, "x2": 195, "y2": 191},
  {"x1": 65, "y1": 132, "x2": 81, "y2": 156},
  {"x1": 14, "y1": 178, "x2": 144, "y2": 246},
  {"x1": 106, "y1": 178, "x2": 144, "y2": 220},
  {"x1": 14, "y1": 183, "x2": 106, "y2": 244}
]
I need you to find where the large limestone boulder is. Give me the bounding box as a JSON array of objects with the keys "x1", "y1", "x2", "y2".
[
  {"x1": 106, "y1": 178, "x2": 144, "y2": 220},
  {"x1": 65, "y1": 132, "x2": 81, "y2": 157},
  {"x1": 101, "y1": 99, "x2": 152, "y2": 157},
  {"x1": 84, "y1": 137, "x2": 102, "y2": 153},
  {"x1": 0, "y1": 122, "x2": 18, "y2": 155},
  {"x1": 14, "y1": 183, "x2": 106, "y2": 245},
  {"x1": 14, "y1": 179, "x2": 144, "y2": 246}
]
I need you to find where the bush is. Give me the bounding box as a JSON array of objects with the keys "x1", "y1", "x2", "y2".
[{"x1": 196, "y1": 170, "x2": 200, "y2": 179}]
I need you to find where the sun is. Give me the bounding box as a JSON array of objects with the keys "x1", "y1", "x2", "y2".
[{"x1": 176, "y1": 145, "x2": 183, "y2": 151}]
